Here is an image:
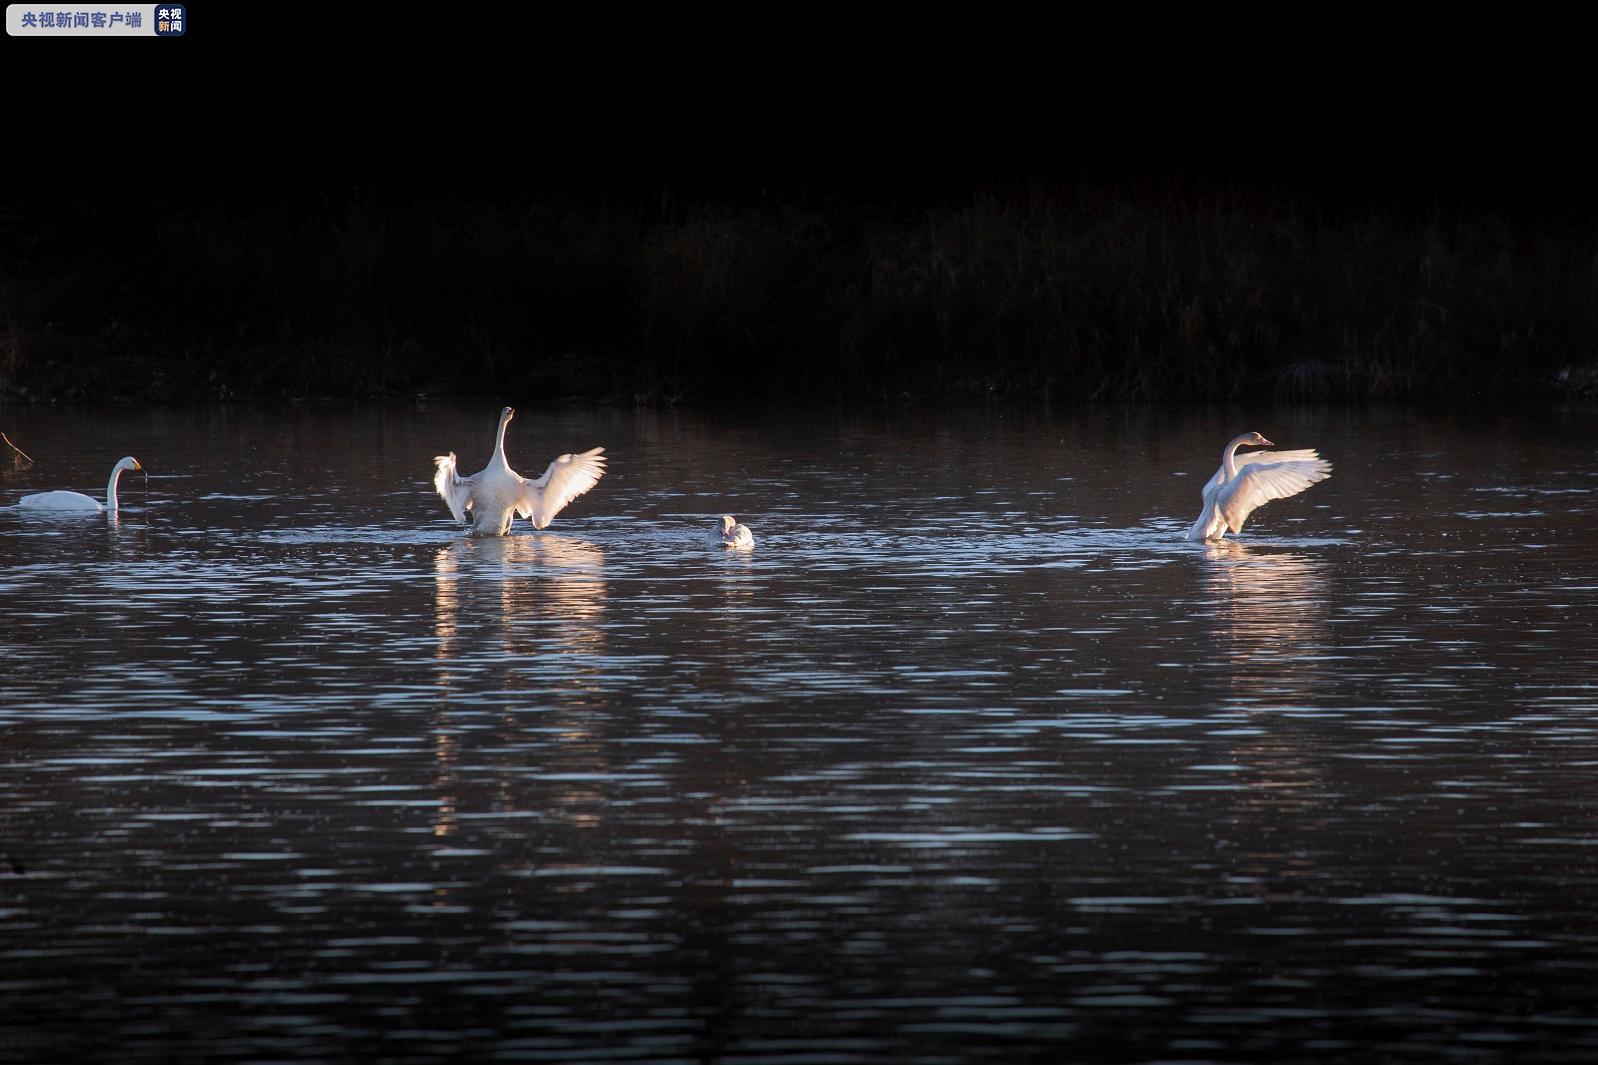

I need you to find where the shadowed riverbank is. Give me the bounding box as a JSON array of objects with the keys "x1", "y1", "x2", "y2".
[{"x1": 4, "y1": 177, "x2": 1596, "y2": 404}]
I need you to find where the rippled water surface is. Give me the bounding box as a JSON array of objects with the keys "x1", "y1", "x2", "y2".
[{"x1": 3, "y1": 402, "x2": 1597, "y2": 1063}]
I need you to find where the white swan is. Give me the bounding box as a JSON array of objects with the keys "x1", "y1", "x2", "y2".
[
  {"x1": 432, "y1": 407, "x2": 606, "y2": 536},
  {"x1": 15, "y1": 456, "x2": 142, "y2": 513},
  {"x1": 1186, "y1": 432, "x2": 1331, "y2": 541},
  {"x1": 710, "y1": 514, "x2": 754, "y2": 549}
]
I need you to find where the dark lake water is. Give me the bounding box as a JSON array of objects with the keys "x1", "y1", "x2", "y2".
[{"x1": 2, "y1": 401, "x2": 1597, "y2": 1063}]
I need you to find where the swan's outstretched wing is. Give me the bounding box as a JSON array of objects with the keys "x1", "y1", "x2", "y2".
[
  {"x1": 522, "y1": 447, "x2": 607, "y2": 529},
  {"x1": 1217, "y1": 454, "x2": 1332, "y2": 532},
  {"x1": 1201, "y1": 449, "x2": 1324, "y2": 499},
  {"x1": 432, "y1": 452, "x2": 475, "y2": 523}
]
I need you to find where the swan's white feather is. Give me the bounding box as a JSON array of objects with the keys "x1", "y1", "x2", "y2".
[
  {"x1": 1199, "y1": 448, "x2": 1322, "y2": 499},
  {"x1": 1217, "y1": 457, "x2": 1332, "y2": 533},
  {"x1": 432, "y1": 452, "x2": 475, "y2": 523},
  {"x1": 17, "y1": 489, "x2": 103, "y2": 512},
  {"x1": 521, "y1": 447, "x2": 607, "y2": 530}
]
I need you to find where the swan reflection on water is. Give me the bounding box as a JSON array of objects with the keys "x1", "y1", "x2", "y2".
[
  {"x1": 1202, "y1": 540, "x2": 1328, "y2": 666},
  {"x1": 431, "y1": 534, "x2": 611, "y2": 839},
  {"x1": 1200, "y1": 540, "x2": 1334, "y2": 845},
  {"x1": 432, "y1": 534, "x2": 608, "y2": 661}
]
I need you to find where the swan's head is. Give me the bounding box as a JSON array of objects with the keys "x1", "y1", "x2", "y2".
[
  {"x1": 1245, "y1": 432, "x2": 1272, "y2": 447},
  {"x1": 115, "y1": 456, "x2": 142, "y2": 472},
  {"x1": 719, "y1": 515, "x2": 737, "y2": 533},
  {"x1": 500, "y1": 406, "x2": 516, "y2": 423}
]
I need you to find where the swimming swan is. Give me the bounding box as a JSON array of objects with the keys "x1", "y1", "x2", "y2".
[
  {"x1": 433, "y1": 407, "x2": 606, "y2": 536},
  {"x1": 15, "y1": 456, "x2": 142, "y2": 513},
  {"x1": 1186, "y1": 432, "x2": 1330, "y2": 541},
  {"x1": 710, "y1": 514, "x2": 754, "y2": 549}
]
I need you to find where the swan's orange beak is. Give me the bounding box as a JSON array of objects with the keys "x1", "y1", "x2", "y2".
[{"x1": 132, "y1": 459, "x2": 143, "y2": 470}]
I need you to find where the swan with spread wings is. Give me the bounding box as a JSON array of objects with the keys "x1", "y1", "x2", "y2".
[
  {"x1": 1186, "y1": 432, "x2": 1331, "y2": 541},
  {"x1": 433, "y1": 407, "x2": 606, "y2": 536}
]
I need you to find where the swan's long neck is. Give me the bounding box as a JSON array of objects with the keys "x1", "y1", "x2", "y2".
[
  {"x1": 1221, "y1": 434, "x2": 1252, "y2": 482},
  {"x1": 491, "y1": 414, "x2": 512, "y2": 469},
  {"x1": 106, "y1": 464, "x2": 125, "y2": 511}
]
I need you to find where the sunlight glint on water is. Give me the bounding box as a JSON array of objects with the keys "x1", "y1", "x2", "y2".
[{"x1": 2, "y1": 402, "x2": 1597, "y2": 1063}]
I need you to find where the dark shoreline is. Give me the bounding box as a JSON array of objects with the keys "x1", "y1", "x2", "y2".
[{"x1": 5, "y1": 178, "x2": 1595, "y2": 405}]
